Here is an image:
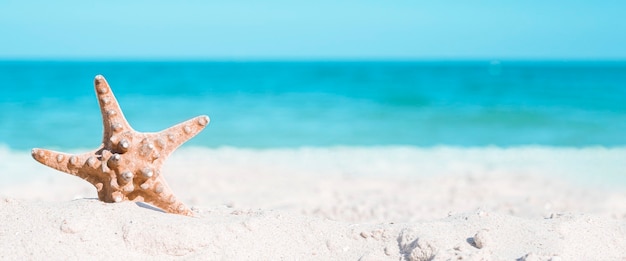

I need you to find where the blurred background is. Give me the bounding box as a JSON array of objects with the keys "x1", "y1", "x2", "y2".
[{"x1": 0, "y1": 1, "x2": 625, "y2": 150}]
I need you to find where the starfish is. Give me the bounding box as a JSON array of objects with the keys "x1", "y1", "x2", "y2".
[{"x1": 31, "y1": 75, "x2": 209, "y2": 216}]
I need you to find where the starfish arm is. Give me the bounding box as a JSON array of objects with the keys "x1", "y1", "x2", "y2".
[
  {"x1": 94, "y1": 75, "x2": 132, "y2": 141},
  {"x1": 136, "y1": 176, "x2": 194, "y2": 216},
  {"x1": 155, "y1": 115, "x2": 210, "y2": 158},
  {"x1": 149, "y1": 194, "x2": 193, "y2": 216},
  {"x1": 31, "y1": 148, "x2": 97, "y2": 181}
]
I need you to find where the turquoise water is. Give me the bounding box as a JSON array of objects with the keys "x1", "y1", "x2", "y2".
[{"x1": 1, "y1": 61, "x2": 625, "y2": 150}]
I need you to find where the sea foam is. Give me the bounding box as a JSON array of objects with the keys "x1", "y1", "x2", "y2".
[{"x1": 2, "y1": 145, "x2": 625, "y2": 189}]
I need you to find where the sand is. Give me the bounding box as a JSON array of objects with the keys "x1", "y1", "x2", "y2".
[{"x1": 1, "y1": 146, "x2": 625, "y2": 260}]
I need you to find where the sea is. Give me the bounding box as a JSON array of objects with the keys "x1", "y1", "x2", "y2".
[
  {"x1": 0, "y1": 61, "x2": 625, "y2": 187},
  {"x1": 0, "y1": 60, "x2": 625, "y2": 150}
]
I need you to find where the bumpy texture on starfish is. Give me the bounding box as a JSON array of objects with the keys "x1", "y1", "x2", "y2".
[{"x1": 31, "y1": 75, "x2": 209, "y2": 216}]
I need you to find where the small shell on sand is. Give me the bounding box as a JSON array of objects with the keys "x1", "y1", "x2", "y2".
[{"x1": 473, "y1": 229, "x2": 490, "y2": 249}]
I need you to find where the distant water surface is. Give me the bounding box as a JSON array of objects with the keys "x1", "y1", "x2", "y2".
[{"x1": 0, "y1": 61, "x2": 625, "y2": 150}]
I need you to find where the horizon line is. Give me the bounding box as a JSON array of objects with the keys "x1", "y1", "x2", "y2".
[{"x1": 1, "y1": 57, "x2": 626, "y2": 63}]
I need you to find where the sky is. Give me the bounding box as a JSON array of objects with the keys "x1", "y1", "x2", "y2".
[{"x1": 0, "y1": 1, "x2": 625, "y2": 60}]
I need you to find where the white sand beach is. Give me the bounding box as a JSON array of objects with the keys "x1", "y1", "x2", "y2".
[{"x1": 1, "y1": 146, "x2": 625, "y2": 260}]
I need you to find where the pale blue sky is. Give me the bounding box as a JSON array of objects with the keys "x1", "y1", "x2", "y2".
[{"x1": 1, "y1": 1, "x2": 624, "y2": 60}]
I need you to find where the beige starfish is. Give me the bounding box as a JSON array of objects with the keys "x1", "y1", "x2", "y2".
[{"x1": 31, "y1": 75, "x2": 209, "y2": 216}]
